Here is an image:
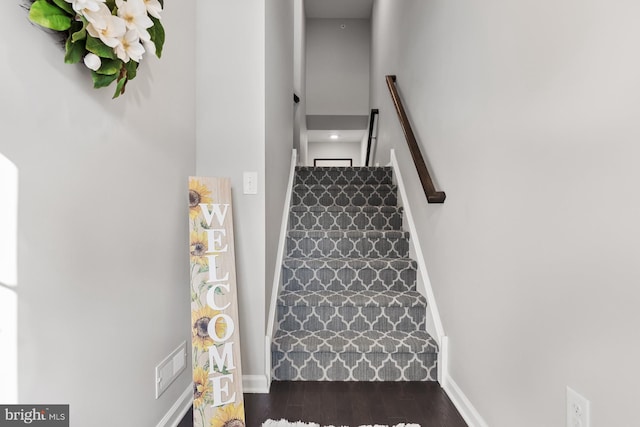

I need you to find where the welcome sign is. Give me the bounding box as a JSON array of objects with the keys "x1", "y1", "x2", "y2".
[{"x1": 189, "y1": 177, "x2": 245, "y2": 427}]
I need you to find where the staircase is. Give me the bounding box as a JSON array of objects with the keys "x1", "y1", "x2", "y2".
[{"x1": 271, "y1": 166, "x2": 438, "y2": 381}]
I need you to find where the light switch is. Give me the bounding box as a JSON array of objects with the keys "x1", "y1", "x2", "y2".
[{"x1": 243, "y1": 172, "x2": 258, "y2": 195}]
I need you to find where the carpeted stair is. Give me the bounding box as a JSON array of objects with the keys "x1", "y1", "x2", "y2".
[{"x1": 271, "y1": 167, "x2": 438, "y2": 381}]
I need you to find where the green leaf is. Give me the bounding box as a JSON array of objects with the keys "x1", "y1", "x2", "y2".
[
  {"x1": 51, "y1": 0, "x2": 73, "y2": 15},
  {"x1": 71, "y1": 27, "x2": 86, "y2": 43},
  {"x1": 148, "y1": 17, "x2": 165, "y2": 58},
  {"x1": 64, "y1": 37, "x2": 85, "y2": 64},
  {"x1": 29, "y1": 0, "x2": 72, "y2": 31},
  {"x1": 125, "y1": 60, "x2": 138, "y2": 80},
  {"x1": 91, "y1": 71, "x2": 118, "y2": 89},
  {"x1": 86, "y1": 36, "x2": 116, "y2": 59},
  {"x1": 112, "y1": 77, "x2": 127, "y2": 99},
  {"x1": 71, "y1": 19, "x2": 88, "y2": 43},
  {"x1": 96, "y1": 59, "x2": 122, "y2": 76}
]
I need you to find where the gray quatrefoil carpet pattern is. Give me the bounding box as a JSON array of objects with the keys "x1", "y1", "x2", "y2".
[{"x1": 271, "y1": 167, "x2": 438, "y2": 381}]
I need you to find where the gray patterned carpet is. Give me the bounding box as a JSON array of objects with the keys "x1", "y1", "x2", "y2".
[{"x1": 271, "y1": 167, "x2": 438, "y2": 381}]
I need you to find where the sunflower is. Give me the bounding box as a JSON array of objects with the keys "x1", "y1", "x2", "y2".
[
  {"x1": 210, "y1": 402, "x2": 245, "y2": 427},
  {"x1": 190, "y1": 230, "x2": 209, "y2": 265},
  {"x1": 189, "y1": 180, "x2": 213, "y2": 219},
  {"x1": 193, "y1": 367, "x2": 211, "y2": 408},
  {"x1": 191, "y1": 306, "x2": 227, "y2": 351}
]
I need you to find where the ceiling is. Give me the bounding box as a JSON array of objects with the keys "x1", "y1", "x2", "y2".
[
  {"x1": 304, "y1": 0, "x2": 373, "y2": 146},
  {"x1": 305, "y1": 0, "x2": 373, "y2": 19},
  {"x1": 307, "y1": 129, "x2": 367, "y2": 144}
]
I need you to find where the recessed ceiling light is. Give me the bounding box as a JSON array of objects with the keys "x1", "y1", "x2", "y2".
[{"x1": 330, "y1": 134, "x2": 339, "y2": 140}]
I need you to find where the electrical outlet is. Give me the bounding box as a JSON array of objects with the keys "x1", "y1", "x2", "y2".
[{"x1": 567, "y1": 387, "x2": 590, "y2": 427}]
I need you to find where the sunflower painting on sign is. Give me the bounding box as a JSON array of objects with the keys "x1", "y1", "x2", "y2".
[{"x1": 189, "y1": 177, "x2": 245, "y2": 427}]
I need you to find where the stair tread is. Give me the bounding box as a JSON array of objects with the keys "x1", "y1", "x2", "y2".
[
  {"x1": 290, "y1": 205, "x2": 402, "y2": 213},
  {"x1": 272, "y1": 329, "x2": 438, "y2": 354},
  {"x1": 278, "y1": 289, "x2": 426, "y2": 307},
  {"x1": 296, "y1": 166, "x2": 392, "y2": 171},
  {"x1": 287, "y1": 229, "x2": 409, "y2": 238},
  {"x1": 294, "y1": 184, "x2": 397, "y2": 191},
  {"x1": 283, "y1": 257, "x2": 417, "y2": 268}
]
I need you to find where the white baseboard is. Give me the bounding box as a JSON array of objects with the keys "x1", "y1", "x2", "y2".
[
  {"x1": 442, "y1": 375, "x2": 488, "y2": 427},
  {"x1": 156, "y1": 384, "x2": 193, "y2": 427},
  {"x1": 243, "y1": 374, "x2": 269, "y2": 393}
]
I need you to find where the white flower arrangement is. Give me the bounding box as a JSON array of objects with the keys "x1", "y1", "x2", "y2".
[{"x1": 28, "y1": 0, "x2": 164, "y2": 98}]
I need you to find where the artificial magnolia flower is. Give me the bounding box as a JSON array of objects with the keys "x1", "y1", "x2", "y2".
[
  {"x1": 143, "y1": 38, "x2": 156, "y2": 57},
  {"x1": 117, "y1": 0, "x2": 153, "y2": 42},
  {"x1": 65, "y1": 0, "x2": 105, "y2": 13},
  {"x1": 85, "y1": 3, "x2": 127, "y2": 48},
  {"x1": 28, "y1": 0, "x2": 165, "y2": 98},
  {"x1": 143, "y1": 0, "x2": 162, "y2": 19},
  {"x1": 83, "y1": 53, "x2": 101, "y2": 71},
  {"x1": 115, "y1": 30, "x2": 145, "y2": 62}
]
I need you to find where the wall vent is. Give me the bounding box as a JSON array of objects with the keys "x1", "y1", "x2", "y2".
[{"x1": 155, "y1": 341, "x2": 187, "y2": 399}]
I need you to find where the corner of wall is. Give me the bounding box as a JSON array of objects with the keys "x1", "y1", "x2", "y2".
[{"x1": 243, "y1": 375, "x2": 270, "y2": 394}]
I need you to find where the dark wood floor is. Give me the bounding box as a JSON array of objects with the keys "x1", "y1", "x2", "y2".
[{"x1": 178, "y1": 381, "x2": 467, "y2": 427}]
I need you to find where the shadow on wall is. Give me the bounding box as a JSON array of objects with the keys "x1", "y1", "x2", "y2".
[{"x1": 0, "y1": 152, "x2": 18, "y2": 403}]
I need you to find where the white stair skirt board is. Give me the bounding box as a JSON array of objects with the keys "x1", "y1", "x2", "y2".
[
  {"x1": 262, "y1": 421, "x2": 420, "y2": 427},
  {"x1": 266, "y1": 149, "x2": 298, "y2": 386}
]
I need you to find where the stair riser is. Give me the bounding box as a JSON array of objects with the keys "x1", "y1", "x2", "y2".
[
  {"x1": 292, "y1": 187, "x2": 397, "y2": 207},
  {"x1": 290, "y1": 210, "x2": 403, "y2": 231},
  {"x1": 282, "y1": 265, "x2": 417, "y2": 292},
  {"x1": 286, "y1": 236, "x2": 409, "y2": 259},
  {"x1": 295, "y1": 167, "x2": 393, "y2": 186},
  {"x1": 277, "y1": 305, "x2": 426, "y2": 333},
  {"x1": 271, "y1": 351, "x2": 437, "y2": 381}
]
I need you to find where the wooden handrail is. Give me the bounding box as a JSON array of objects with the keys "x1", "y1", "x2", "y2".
[{"x1": 386, "y1": 75, "x2": 446, "y2": 203}]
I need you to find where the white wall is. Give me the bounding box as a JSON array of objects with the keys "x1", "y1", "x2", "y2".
[
  {"x1": 266, "y1": 0, "x2": 294, "y2": 325},
  {"x1": 195, "y1": 0, "x2": 266, "y2": 383},
  {"x1": 371, "y1": 1, "x2": 640, "y2": 426},
  {"x1": 293, "y1": 0, "x2": 308, "y2": 162},
  {"x1": 306, "y1": 18, "x2": 370, "y2": 115},
  {"x1": 0, "y1": 1, "x2": 196, "y2": 425},
  {"x1": 308, "y1": 140, "x2": 361, "y2": 166}
]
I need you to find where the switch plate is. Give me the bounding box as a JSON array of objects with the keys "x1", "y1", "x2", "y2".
[
  {"x1": 243, "y1": 172, "x2": 258, "y2": 195},
  {"x1": 567, "y1": 387, "x2": 590, "y2": 427}
]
